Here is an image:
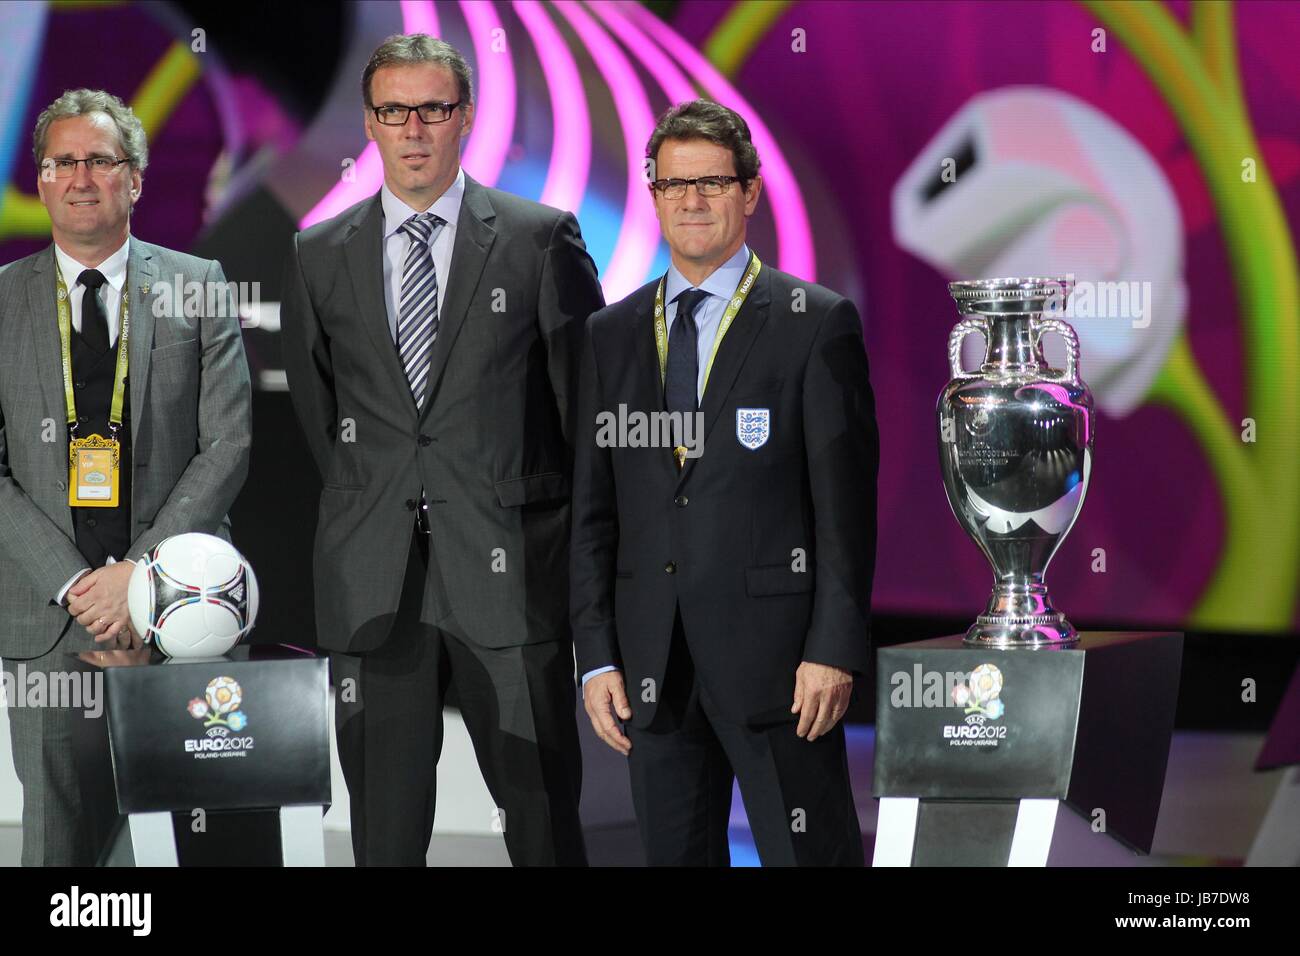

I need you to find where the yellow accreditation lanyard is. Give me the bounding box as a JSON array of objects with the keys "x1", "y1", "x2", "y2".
[
  {"x1": 654, "y1": 251, "x2": 761, "y2": 468},
  {"x1": 55, "y1": 258, "x2": 130, "y2": 508}
]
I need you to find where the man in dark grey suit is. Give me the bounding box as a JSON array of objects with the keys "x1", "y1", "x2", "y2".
[
  {"x1": 280, "y1": 34, "x2": 604, "y2": 866},
  {"x1": 0, "y1": 89, "x2": 252, "y2": 865}
]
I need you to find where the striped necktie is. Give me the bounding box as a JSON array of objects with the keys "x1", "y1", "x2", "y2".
[{"x1": 397, "y1": 212, "x2": 446, "y2": 409}]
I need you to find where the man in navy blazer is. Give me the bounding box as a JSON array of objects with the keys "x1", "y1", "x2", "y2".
[{"x1": 571, "y1": 99, "x2": 879, "y2": 865}]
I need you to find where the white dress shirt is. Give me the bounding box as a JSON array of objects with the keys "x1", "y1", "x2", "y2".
[
  {"x1": 51, "y1": 237, "x2": 134, "y2": 606},
  {"x1": 53, "y1": 236, "x2": 130, "y2": 347},
  {"x1": 380, "y1": 168, "x2": 464, "y2": 343}
]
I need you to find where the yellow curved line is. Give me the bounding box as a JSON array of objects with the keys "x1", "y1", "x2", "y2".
[
  {"x1": 704, "y1": 0, "x2": 795, "y2": 77},
  {"x1": 1083, "y1": 0, "x2": 1300, "y2": 628},
  {"x1": 0, "y1": 189, "x2": 50, "y2": 239},
  {"x1": 131, "y1": 40, "x2": 203, "y2": 134},
  {"x1": 1191, "y1": 2, "x2": 1247, "y2": 122},
  {"x1": 0, "y1": 40, "x2": 202, "y2": 241}
]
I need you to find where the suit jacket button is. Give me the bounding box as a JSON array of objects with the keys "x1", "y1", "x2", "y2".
[
  {"x1": 674, "y1": 495, "x2": 688, "y2": 507},
  {"x1": 87, "y1": 517, "x2": 97, "y2": 528},
  {"x1": 418, "y1": 434, "x2": 433, "y2": 447},
  {"x1": 404, "y1": 498, "x2": 417, "y2": 510},
  {"x1": 664, "y1": 561, "x2": 676, "y2": 574},
  {"x1": 56, "y1": 480, "x2": 66, "y2": 491}
]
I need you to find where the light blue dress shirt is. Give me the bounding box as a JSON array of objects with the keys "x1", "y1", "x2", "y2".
[{"x1": 662, "y1": 243, "x2": 753, "y2": 405}]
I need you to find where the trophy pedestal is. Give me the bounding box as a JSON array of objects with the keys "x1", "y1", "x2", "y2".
[
  {"x1": 871, "y1": 631, "x2": 1182, "y2": 866},
  {"x1": 69, "y1": 645, "x2": 331, "y2": 866},
  {"x1": 1246, "y1": 663, "x2": 1300, "y2": 866}
]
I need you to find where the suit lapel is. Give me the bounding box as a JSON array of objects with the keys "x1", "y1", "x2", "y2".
[
  {"x1": 633, "y1": 288, "x2": 678, "y2": 484},
  {"x1": 25, "y1": 249, "x2": 64, "y2": 444},
  {"x1": 421, "y1": 174, "x2": 496, "y2": 417},
  {"x1": 344, "y1": 195, "x2": 415, "y2": 418},
  {"x1": 677, "y1": 266, "x2": 772, "y2": 488},
  {"x1": 126, "y1": 240, "x2": 158, "y2": 459},
  {"x1": 23, "y1": 251, "x2": 74, "y2": 536}
]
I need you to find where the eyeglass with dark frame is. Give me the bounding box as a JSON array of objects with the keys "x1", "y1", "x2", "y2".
[
  {"x1": 372, "y1": 102, "x2": 463, "y2": 126},
  {"x1": 43, "y1": 156, "x2": 130, "y2": 179},
  {"x1": 649, "y1": 175, "x2": 746, "y2": 200}
]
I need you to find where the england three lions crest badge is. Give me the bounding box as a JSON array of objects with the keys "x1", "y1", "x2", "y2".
[{"x1": 736, "y1": 408, "x2": 770, "y2": 450}]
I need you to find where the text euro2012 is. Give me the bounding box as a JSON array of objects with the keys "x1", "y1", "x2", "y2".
[{"x1": 184, "y1": 736, "x2": 254, "y2": 752}]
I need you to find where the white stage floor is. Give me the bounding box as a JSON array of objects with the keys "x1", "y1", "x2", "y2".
[{"x1": 0, "y1": 727, "x2": 1284, "y2": 866}]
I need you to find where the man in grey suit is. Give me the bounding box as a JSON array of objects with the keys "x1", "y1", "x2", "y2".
[
  {"x1": 280, "y1": 35, "x2": 604, "y2": 865},
  {"x1": 0, "y1": 89, "x2": 252, "y2": 865}
]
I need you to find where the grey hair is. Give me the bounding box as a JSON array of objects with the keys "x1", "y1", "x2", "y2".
[
  {"x1": 362, "y1": 34, "x2": 474, "y2": 109},
  {"x1": 32, "y1": 88, "x2": 148, "y2": 173}
]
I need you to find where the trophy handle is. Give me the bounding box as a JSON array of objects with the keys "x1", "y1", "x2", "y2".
[
  {"x1": 948, "y1": 317, "x2": 988, "y2": 378},
  {"x1": 1034, "y1": 317, "x2": 1081, "y2": 384}
]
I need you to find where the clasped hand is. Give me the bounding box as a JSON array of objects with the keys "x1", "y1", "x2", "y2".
[{"x1": 66, "y1": 560, "x2": 143, "y2": 649}]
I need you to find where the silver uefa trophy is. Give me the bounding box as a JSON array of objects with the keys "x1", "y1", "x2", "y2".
[{"x1": 937, "y1": 278, "x2": 1095, "y2": 647}]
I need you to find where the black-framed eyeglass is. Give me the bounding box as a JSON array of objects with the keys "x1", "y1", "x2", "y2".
[
  {"x1": 43, "y1": 156, "x2": 130, "y2": 179},
  {"x1": 649, "y1": 175, "x2": 745, "y2": 199},
  {"x1": 372, "y1": 102, "x2": 463, "y2": 126}
]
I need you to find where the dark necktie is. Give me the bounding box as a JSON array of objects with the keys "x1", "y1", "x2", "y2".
[
  {"x1": 78, "y1": 269, "x2": 109, "y2": 354},
  {"x1": 666, "y1": 289, "x2": 709, "y2": 414}
]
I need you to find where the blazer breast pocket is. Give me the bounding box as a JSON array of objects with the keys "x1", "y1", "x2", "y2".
[{"x1": 149, "y1": 337, "x2": 199, "y2": 372}]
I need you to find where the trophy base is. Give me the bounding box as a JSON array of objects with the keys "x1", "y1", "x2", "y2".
[{"x1": 963, "y1": 614, "x2": 1079, "y2": 648}]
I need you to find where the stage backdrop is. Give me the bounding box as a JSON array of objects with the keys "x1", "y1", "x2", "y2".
[{"x1": 1, "y1": 0, "x2": 1297, "y2": 640}]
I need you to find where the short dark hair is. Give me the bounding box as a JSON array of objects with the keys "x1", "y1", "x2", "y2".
[
  {"x1": 645, "y1": 99, "x2": 761, "y2": 184},
  {"x1": 362, "y1": 34, "x2": 473, "y2": 109}
]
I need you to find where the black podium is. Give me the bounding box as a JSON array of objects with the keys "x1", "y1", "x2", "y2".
[
  {"x1": 1247, "y1": 662, "x2": 1300, "y2": 865},
  {"x1": 70, "y1": 644, "x2": 331, "y2": 866},
  {"x1": 872, "y1": 632, "x2": 1183, "y2": 866}
]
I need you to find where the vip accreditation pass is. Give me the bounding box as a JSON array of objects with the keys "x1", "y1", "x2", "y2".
[{"x1": 71, "y1": 438, "x2": 119, "y2": 504}]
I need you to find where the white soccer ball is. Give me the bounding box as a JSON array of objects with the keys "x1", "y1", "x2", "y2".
[{"x1": 127, "y1": 533, "x2": 259, "y2": 659}]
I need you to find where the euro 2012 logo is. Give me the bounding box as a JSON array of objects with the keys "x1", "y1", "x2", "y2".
[
  {"x1": 187, "y1": 676, "x2": 248, "y2": 732},
  {"x1": 951, "y1": 663, "x2": 1005, "y2": 719}
]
